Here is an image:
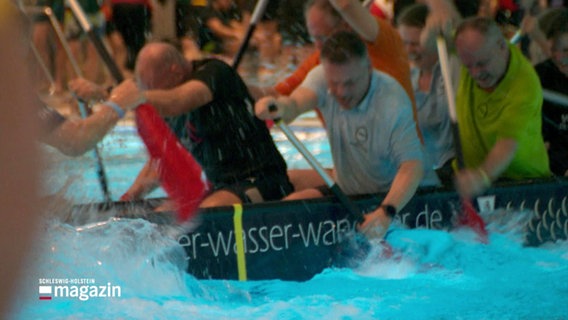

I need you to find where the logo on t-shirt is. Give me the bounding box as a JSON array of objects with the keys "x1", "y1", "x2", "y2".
[{"x1": 351, "y1": 126, "x2": 368, "y2": 153}]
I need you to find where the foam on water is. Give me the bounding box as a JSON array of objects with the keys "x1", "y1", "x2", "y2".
[
  {"x1": 12, "y1": 214, "x2": 568, "y2": 319},
  {"x1": 13, "y1": 126, "x2": 568, "y2": 319}
]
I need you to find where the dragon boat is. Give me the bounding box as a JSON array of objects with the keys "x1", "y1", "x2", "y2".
[{"x1": 70, "y1": 177, "x2": 568, "y2": 281}]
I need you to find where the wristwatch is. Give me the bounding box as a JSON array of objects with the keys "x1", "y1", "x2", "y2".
[{"x1": 380, "y1": 204, "x2": 397, "y2": 218}]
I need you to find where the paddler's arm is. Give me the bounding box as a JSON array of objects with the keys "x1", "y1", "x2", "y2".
[
  {"x1": 455, "y1": 138, "x2": 518, "y2": 199},
  {"x1": 328, "y1": 0, "x2": 379, "y2": 42},
  {"x1": 120, "y1": 159, "x2": 161, "y2": 201},
  {"x1": 359, "y1": 159, "x2": 423, "y2": 239},
  {"x1": 109, "y1": 78, "x2": 213, "y2": 117},
  {"x1": 68, "y1": 77, "x2": 110, "y2": 101},
  {"x1": 142, "y1": 79, "x2": 212, "y2": 116},
  {"x1": 420, "y1": 0, "x2": 462, "y2": 52},
  {"x1": 255, "y1": 87, "x2": 318, "y2": 124},
  {"x1": 42, "y1": 81, "x2": 141, "y2": 157},
  {"x1": 42, "y1": 102, "x2": 122, "y2": 157}
]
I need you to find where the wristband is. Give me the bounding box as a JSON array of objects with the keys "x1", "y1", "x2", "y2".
[
  {"x1": 477, "y1": 168, "x2": 491, "y2": 188},
  {"x1": 103, "y1": 100, "x2": 126, "y2": 119}
]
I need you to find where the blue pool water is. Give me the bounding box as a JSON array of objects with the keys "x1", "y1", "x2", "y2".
[{"x1": 12, "y1": 124, "x2": 568, "y2": 319}]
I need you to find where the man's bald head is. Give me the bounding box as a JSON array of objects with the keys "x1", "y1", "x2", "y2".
[{"x1": 135, "y1": 42, "x2": 188, "y2": 90}]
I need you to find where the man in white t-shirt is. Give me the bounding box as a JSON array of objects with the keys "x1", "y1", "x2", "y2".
[{"x1": 256, "y1": 31, "x2": 439, "y2": 239}]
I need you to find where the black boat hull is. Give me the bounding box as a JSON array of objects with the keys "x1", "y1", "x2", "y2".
[{"x1": 71, "y1": 178, "x2": 568, "y2": 281}]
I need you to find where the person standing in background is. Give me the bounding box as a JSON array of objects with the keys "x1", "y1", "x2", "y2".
[
  {"x1": 26, "y1": 0, "x2": 68, "y2": 94},
  {"x1": 534, "y1": 8, "x2": 568, "y2": 176},
  {"x1": 175, "y1": 0, "x2": 206, "y2": 59},
  {"x1": 150, "y1": 0, "x2": 177, "y2": 43},
  {"x1": 199, "y1": 0, "x2": 246, "y2": 56},
  {"x1": 107, "y1": 0, "x2": 151, "y2": 70},
  {"x1": 101, "y1": 0, "x2": 130, "y2": 77},
  {"x1": 64, "y1": 0, "x2": 106, "y2": 83}
]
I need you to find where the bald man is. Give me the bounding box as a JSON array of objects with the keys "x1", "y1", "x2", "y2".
[{"x1": 113, "y1": 42, "x2": 293, "y2": 207}]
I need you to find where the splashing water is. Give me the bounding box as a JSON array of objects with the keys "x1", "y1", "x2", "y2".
[
  {"x1": 13, "y1": 216, "x2": 568, "y2": 319},
  {"x1": 12, "y1": 126, "x2": 568, "y2": 319}
]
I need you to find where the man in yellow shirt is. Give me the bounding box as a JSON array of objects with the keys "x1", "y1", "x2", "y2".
[{"x1": 454, "y1": 16, "x2": 551, "y2": 198}]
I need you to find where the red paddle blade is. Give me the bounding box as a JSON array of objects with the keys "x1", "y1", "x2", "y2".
[
  {"x1": 458, "y1": 199, "x2": 488, "y2": 243},
  {"x1": 135, "y1": 103, "x2": 206, "y2": 222},
  {"x1": 265, "y1": 119, "x2": 275, "y2": 129}
]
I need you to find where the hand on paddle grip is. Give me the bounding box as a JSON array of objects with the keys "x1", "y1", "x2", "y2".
[
  {"x1": 69, "y1": 77, "x2": 109, "y2": 101},
  {"x1": 455, "y1": 168, "x2": 491, "y2": 199},
  {"x1": 358, "y1": 205, "x2": 392, "y2": 239},
  {"x1": 109, "y1": 79, "x2": 147, "y2": 112},
  {"x1": 255, "y1": 96, "x2": 281, "y2": 121}
]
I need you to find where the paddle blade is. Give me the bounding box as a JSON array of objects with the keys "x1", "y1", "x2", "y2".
[
  {"x1": 135, "y1": 103, "x2": 206, "y2": 222},
  {"x1": 458, "y1": 199, "x2": 488, "y2": 243}
]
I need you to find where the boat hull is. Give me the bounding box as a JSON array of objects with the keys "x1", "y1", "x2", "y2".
[{"x1": 71, "y1": 178, "x2": 568, "y2": 281}]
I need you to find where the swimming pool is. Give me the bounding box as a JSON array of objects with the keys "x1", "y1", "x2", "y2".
[{"x1": 12, "y1": 124, "x2": 568, "y2": 319}]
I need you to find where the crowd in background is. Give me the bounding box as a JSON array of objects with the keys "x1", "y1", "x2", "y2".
[
  {"x1": 19, "y1": 0, "x2": 568, "y2": 181},
  {"x1": 18, "y1": 0, "x2": 568, "y2": 175},
  {"x1": 20, "y1": 1, "x2": 566, "y2": 92},
  {"x1": 23, "y1": 0, "x2": 309, "y2": 94}
]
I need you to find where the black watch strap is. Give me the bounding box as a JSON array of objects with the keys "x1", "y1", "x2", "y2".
[{"x1": 381, "y1": 204, "x2": 397, "y2": 218}]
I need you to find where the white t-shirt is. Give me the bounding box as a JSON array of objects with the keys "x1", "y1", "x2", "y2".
[{"x1": 301, "y1": 66, "x2": 440, "y2": 195}]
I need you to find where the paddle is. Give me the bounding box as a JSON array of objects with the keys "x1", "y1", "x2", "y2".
[
  {"x1": 543, "y1": 89, "x2": 568, "y2": 107},
  {"x1": 268, "y1": 105, "x2": 395, "y2": 265},
  {"x1": 68, "y1": 0, "x2": 206, "y2": 221},
  {"x1": 436, "y1": 35, "x2": 488, "y2": 242},
  {"x1": 509, "y1": 29, "x2": 522, "y2": 45},
  {"x1": 43, "y1": 6, "x2": 112, "y2": 204},
  {"x1": 135, "y1": 103, "x2": 206, "y2": 221},
  {"x1": 268, "y1": 105, "x2": 363, "y2": 223},
  {"x1": 231, "y1": 0, "x2": 270, "y2": 69}
]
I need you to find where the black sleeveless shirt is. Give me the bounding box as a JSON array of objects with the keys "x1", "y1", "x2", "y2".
[{"x1": 166, "y1": 59, "x2": 288, "y2": 185}]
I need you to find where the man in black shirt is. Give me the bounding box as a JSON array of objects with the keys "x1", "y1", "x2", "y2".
[
  {"x1": 534, "y1": 10, "x2": 568, "y2": 177},
  {"x1": 116, "y1": 42, "x2": 292, "y2": 207}
]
